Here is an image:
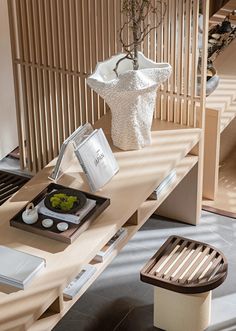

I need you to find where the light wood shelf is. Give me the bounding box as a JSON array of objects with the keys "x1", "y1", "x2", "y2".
[
  {"x1": 203, "y1": 38, "x2": 236, "y2": 201},
  {"x1": 28, "y1": 155, "x2": 198, "y2": 331},
  {"x1": 0, "y1": 114, "x2": 202, "y2": 330},
  {"x1": 220, "y1": 100, "x2": 236, "y2": 133},
  {"x1": 206, "y1": 79, "x2": 236, "y2": 133},
  {"x1": 206, "y1": 39, "x2": 236, "y2": 134}
]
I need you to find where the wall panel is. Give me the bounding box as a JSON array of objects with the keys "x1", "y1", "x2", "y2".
[
  {"x1": 0, "y1": 0, "x2": 18, "y2": 161},
  {"x1": 8, "y1": 0, "x2": 208, "y2": 172}
]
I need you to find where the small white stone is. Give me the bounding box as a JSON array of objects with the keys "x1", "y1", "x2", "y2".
[
  {"x1": 42, "y1": 218, "x2": 54, "y2": 228},
  {"x1": 209, "y1": 39, "x2": 217, "y2": 44},
  {"x1": 57, "y1": 222, "x2": 69, "y2": 232},
  {"x1": 211, "y1": 33, "x2": 221, "y2": 40}
]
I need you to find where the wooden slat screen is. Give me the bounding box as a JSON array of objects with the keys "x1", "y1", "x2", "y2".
[
  {"x1": 8, "y1": 0, "x2": 208, "y2": 172},
  {"x1": 154, "y1": 0, "x2": 204, "y2": 127}
]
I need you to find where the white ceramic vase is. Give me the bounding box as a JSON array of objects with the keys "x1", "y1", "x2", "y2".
[{"x1": 87, "y1": 52, "x2": 171, "y2": 150}]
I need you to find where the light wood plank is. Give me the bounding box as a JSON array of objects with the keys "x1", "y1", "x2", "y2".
[
  {"x1": 0, "y1": 114, "x2": 201, "y2": 329},
  {"x1": 23, "y1": 154, "x2": 198, "y2": 331}
]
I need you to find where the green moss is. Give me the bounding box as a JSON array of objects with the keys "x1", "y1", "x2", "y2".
[{"x1": 50, "y1": 193, "x2": 77, "y2": 211}]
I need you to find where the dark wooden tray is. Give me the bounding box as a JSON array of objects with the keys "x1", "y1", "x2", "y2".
[{"x1": 10, "y1": 183, "x2": 110, "y2": 244}]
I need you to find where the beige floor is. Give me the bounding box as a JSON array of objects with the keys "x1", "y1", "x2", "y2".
[{"x1": 54, "y1": 212, "x2": 236, "y2": 331}]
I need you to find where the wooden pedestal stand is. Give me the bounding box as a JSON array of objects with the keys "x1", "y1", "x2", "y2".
[{"x1": 140, "y1": 236, "x2": 228, "y2": 331}]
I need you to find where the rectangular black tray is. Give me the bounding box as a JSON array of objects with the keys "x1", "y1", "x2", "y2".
[{"x1": 10, "y1": 183, "x2": 110, "y2": 244}]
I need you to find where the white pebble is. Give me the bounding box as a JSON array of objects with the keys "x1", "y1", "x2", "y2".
[
  {"x1": 209, "y1": 39, "x2": 217, "y2": 44},
  {"x1": 42, "y1": 218, "x2": 54, "y2": 228},
  {"x1": 211, "y1": 33, "x2": 221, "y2": 40},
  {"x1": 57, "y1": 222, "x2": 69, "y2": 232}
]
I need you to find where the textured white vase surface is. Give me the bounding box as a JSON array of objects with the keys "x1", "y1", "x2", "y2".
[{"x1": 87, "y1": 52, "x2": 171, "y2": 150}]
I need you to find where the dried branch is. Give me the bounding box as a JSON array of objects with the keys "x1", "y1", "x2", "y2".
[
  {"x1": 114, "y1": 0, "x2": 167, "y2": 76},
  {"x1": 113, "y1": 53, "x2": 133, "y2": 77}
]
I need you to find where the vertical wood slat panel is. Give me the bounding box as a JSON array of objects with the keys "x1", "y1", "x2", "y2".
[
  {"x1": 47, "y1": 0, "x2": 59, "y2": 157},
  {"x1": 175, "y1": 0, "x2": 183, "y2": 124},
  {"x1": 184, "y1": 0, "x2": 191, "y2": 126},
  {"x1": 191, "y1": 0, "x2": 200, "y2": 128},
  {"x1": 199, "y1": 0, "x2": 209, "y2": 130},
  {"x1": 169, "y1": 0, "x2": 175, "y2": 123},
  {"x1": 102, "y1": 0, "x2": 110, "y2": 115},
  {"x1": 75, "y1": 0, "x2": 83, "y2": 125},
  {"x1": 172, "y1": 0, "x2": 177, "y2": 123},
  {"x1": 180, "y1": 0, "x2": 185, "y2": 125},
  {"x1": 163, "y1": 0, "x2": 169, "y2": 121},
  {"x1": 15, "y1": 0, "x2": 33, "y2": 171},
  {"x1": 32, "y1": 0, "x2": 47, "y2": 167},
  {"x1": 27, "y1": 0, "x2": 42, "y2": 170},
  {"x1": 7, "y1": 0, "x2": 25, "y2": 169},
  {"x1": 65, "y1": 0, "x2": 75, "y2": 133},
  {"x1": 40, "y1": 0, "x2": 54, "y2": 162},
  {"x1": 52, "y1": 0, "x2": 64, "y2": 149},
  {"x1": 90, "y1": 0, "x2": 98, "y2": 123},
  {"x1": 58, "y1": 0, "x2": 69, "y2": 139},
  {"x1": 83, "y1": 0, "x2": 91, "y2": 123},
  {"x1": 8, "y1": 0, "x2": 206, "y2": 173},
  {"x1": 157, "y1": 0, "x2": 203, "y2": 128},
  {"x1": 187, "y1": 1, "x2": 192, "y2": 127},
  {"x1": 77, "y1": 0, "x2": 86, "y2": 124},
  {"x1": 96, "y1": 0, "x2": 103, "y2": 119},
  {"x1": 21, "y1": 0, "x2": 34, "y2": 147},
  {"x1": 166, "y1": 0, "x2": 171, "y2": 122},
  {"x1": 156, "y1": 0, "x2": 164, "y2": 119},
  {"x1": 37, "y1": 1, "x2": 48, "y2": 164},
  {"x1": 70, "y1": 0, "x2": 80, "y2": 128}
]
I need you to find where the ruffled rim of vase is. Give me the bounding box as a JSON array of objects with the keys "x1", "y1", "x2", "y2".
[{"x1": 87, "y1": 51, "x2": 171, "y2": 84}]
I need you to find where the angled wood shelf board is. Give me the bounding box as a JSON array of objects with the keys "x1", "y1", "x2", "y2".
[
  {"x1": 0, "y1": 113, "x2": 203, "y2": 330},
  {"x1": 203, "y1": 38, "x2": 236, "y2": 216}
]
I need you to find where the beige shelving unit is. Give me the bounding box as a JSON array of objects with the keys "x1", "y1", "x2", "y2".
[
  {"x1": 0, "y1": 114, "x2": 202, "y2": 330},
  {"x1": 203, "y1": 38, "x2": 236, "y2": 217},
  {"x1": 2, "y1": 0, "x2": 209, "y2": 329}
]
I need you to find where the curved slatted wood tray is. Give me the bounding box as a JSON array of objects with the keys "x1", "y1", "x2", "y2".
[{"x1": 140, "y1": 235, "x2": 228, "y2": 294}]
